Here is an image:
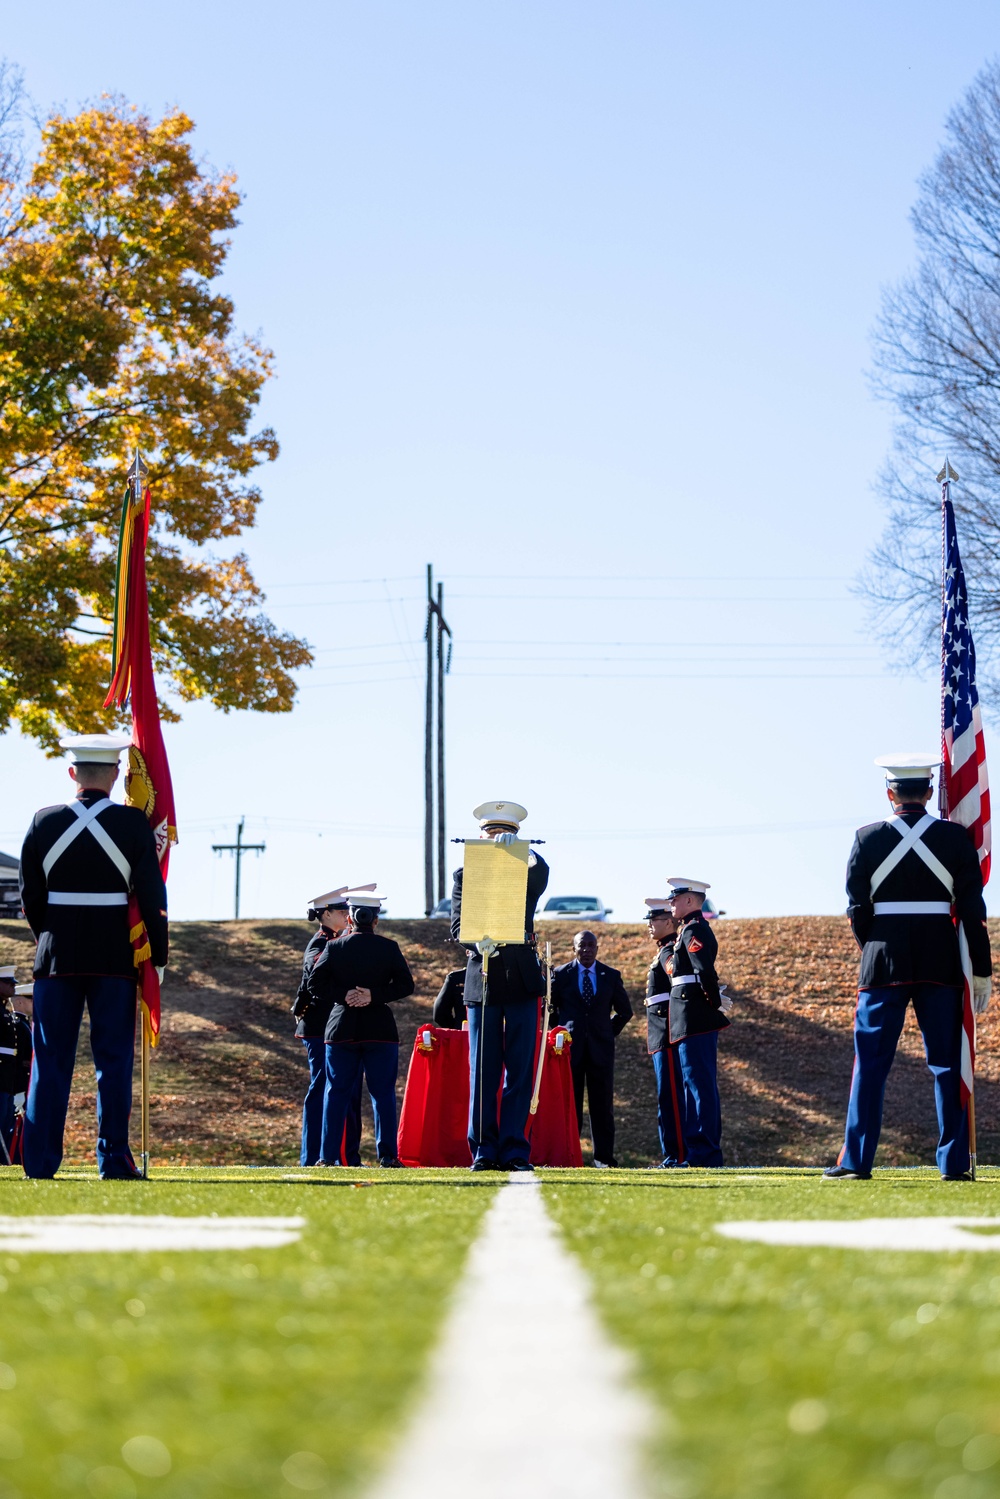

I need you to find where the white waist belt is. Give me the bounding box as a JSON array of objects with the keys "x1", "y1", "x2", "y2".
[
  {"x1": 873, "y1": 901, "x2": 952, "y2": 916},
  {"x1": 47, "y1": 891, "x2": 128, "y2": 907},
  {"x1": 670, "y1": 974, "x2": 699, "y2": 986},
  {"x1": 0, "y1": 1047, "x2": 15, "y2": 1057}
]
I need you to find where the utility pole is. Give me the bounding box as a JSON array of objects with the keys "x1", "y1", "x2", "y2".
[
  {"x1": 424, "y1": 566, "x2": 452, "y2": 914},
  {"x1": 212, "y1": 817, "x2": 266, "y2": 919}
]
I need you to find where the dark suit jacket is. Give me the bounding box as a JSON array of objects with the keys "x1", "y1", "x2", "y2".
[
  {"x1": 20, "y1": 789, "x2": 168, "y2": 979},
  {"x1": 432, "y1": 969, "x2": 467, "y2": 1029},
  {"x1": 551, "y1": 959, "x2": 632, "y2": 1067},
  {"x1": 846, "y1": 811, "x2": 991, "y2": 987},
  {"x1": 308, "y1": 930, "x2": 415, "y2": 1044},
  {"x1": 451, "y1": 853, "x2": 549, "y2": 1005}
]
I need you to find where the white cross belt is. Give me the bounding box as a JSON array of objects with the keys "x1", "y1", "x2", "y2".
[
  {"x1": 47, "y1": 892, "x2": 129, "y2": 907},
  {"x1": 872, "y1": 901, "x2": 952, "y2": 916}
]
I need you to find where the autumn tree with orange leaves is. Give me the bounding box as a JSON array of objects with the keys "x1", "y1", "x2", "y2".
[{"x1": 0, "y1": 75, "x2": 310, "y2": 749}]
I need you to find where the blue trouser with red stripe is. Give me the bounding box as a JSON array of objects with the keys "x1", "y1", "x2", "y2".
[
  {"x1": 24, "y1": 975, "x2": 137, "y2": 1179},
  {"x1": 652, "y1": 1045, "x2": 687, "y2": 1164},
  {"x1": 300, "y1": 1038, "x2": 362, "y2": 1166},
  {"x1": 840, "y1": 984, "x2": 968, "y2": 1177},
  {"x1": 678, "y1": 1031, "x2": 724, "y2": 1167}
]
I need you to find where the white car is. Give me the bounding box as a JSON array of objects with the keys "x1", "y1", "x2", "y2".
[{"x1": 536, "y1": 895, "x2": 612, "y2": 923}]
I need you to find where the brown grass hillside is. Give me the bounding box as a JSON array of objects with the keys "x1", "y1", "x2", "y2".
[{"x1": 1, "y1": 917, "x2": 997, "y2": 1168}]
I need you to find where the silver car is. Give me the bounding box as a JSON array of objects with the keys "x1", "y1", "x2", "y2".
[{"x1": 536, "y1": 895, "x2": 612, "y2": 923}]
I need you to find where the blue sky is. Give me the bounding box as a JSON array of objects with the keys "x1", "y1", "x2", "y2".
[{"x1": 1, "y1": 2, "x2": 998, "y2": 920}]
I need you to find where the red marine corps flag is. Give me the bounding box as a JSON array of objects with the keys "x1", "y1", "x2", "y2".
[
  {"x1": 104, "y1": 450, "x2": 177, "y2": 1051},
  {"x1": 938, "y1": 461, "x2": 990, "y2": 1162}
]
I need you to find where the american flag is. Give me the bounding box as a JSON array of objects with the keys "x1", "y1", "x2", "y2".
[{"x1": 939, "y1": 464, "x2": 990, "y2": 1108}]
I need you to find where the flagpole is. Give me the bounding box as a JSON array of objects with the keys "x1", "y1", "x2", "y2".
[
  {"x1": 938, "y1": 458, "x2": 976, "y2": 1180},
  {"x1": 140, "y1": 1009, "x2": 151, "y2": 1179},
  {"x1": 130, "y1": 447, "x2": 152, "y2": 1179}
]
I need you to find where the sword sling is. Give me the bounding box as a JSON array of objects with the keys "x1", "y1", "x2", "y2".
[{"x1": 529, "y1": 941, "x2": 552, "y2": 1115}]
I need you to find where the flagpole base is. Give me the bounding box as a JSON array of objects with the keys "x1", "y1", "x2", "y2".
[{"x1": 140, "y1": 1152, "x2": 149, "y2": 1180}]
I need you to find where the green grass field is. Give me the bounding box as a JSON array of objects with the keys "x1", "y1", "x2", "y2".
[
  {"x1": 547, "y1": 1168, "x2": 1000, "y2": 1499},
  {"x1": 0, "y1": 1167, "x2": 999, "y2": 1499},
  {"x1": 0, "y1": 1168, "x2": 498, "y2": 1499}
]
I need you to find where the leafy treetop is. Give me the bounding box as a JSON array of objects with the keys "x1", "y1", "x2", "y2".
[{"x1": 0, "y1": 87, "x2": 310, "y2": 750}]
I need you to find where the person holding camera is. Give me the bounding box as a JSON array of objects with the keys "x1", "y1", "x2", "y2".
[{"x1": 307, "y1": 889, "x2": 414, "y2": 1168}]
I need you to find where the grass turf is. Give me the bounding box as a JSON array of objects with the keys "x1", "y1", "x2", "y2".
[
  {"x1": 545, "y1": 1168, "x2": 1000, "y2": 1499},
  {"x1": 0, "y1": 1168, "x2": 498, "y2": 1499}
]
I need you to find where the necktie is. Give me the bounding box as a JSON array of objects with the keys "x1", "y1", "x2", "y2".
[{"x1": 582, "y1": 968, "x2": 594, "y2": 1005}]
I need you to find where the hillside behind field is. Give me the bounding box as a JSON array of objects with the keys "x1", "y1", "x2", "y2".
[{"x1": 2, "y1": 917, "x2": 997, "y2": 1167}]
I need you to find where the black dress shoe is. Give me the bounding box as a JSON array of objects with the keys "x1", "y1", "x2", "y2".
[
  {"x1": 378, "y1": 1157, "x2": 403, "y2": 1168},
  {"x1": 503, "y1": 1160, "x2": 534, "y2": 1172},
  {"x1": 942, "y1": 1171, "x2": 974, "y2": 1181},
  {"x1": 100, "y1": 1163, "x2": 143, "y2": 1181},
  {"x1": 823, "y1": 1165, "x2": 872, "y2": 1180},
  {"x1": 470, "y1": 1158, "x2": 498, "y2": 1172}
]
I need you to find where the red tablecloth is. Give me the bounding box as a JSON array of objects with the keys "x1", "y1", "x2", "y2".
[{"x1": 398, "y1": 1023, "x2": 583, "y2": 1168}]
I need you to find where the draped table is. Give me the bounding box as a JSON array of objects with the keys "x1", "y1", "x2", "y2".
[{"x1": 398, "y1": 1023, "x2": 583, "y2": 1168}]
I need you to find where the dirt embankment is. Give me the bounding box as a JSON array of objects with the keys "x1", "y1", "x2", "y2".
[{"x1": 1, "y1": 916, "x2": 997, "y2": 1168}]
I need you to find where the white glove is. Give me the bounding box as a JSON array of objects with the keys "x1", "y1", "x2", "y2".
[
  {"x1": 973, "y1": 976, "x2": 991, "y2": 1015},
  {"x1": 719, "y1": 995, "x2": 735, "y2": 1015},
  {"x1": 492, "y1": 831, "x2": 516, "y2": 846},
  {"x1": 155, "y1": 966, "x2": 165, "y2": 983}
]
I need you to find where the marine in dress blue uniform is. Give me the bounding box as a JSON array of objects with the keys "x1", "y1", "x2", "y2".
[
  {"x1": 451, "y1": 801, "x2": 549, "y2": 1171},
  {"x1": 292, "y1": 886, "x2": 367, "y2": 1167},
  {"x1": 666, "y1": 877, "x2": 730, "y2": 1168},
  {"x1": 18, "y1": 734, "x2": 168, "y2": 1179},
  {"x1": 551, "y1": 930, "x2": 632, "y2": 1167},
  {"x1": 307, "y1": 890, "x2": 414, "y2": 1166},
  {"x1": 825, "y1": 754, "x2": 992, "y2": 1182},
  {"x1": 643, "y1": 899, "x2": 688, "y2": 1167}
]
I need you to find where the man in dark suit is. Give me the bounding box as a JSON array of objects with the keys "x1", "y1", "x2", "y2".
[
  {"x1": 19, "y1": 733, "x2": 168, "y2": 1180},
  {"x1": 551, "y1": 929, "x2": 632, "y2": 1167},
  {"x1": 826, "y1": 753, "x2": 992, "y2": 1181},
  {"x1": 451, "y1": 799, "x2": 549, "y2": 1171}
]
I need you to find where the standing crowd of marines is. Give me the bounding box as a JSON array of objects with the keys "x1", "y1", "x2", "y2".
[{"x1": 3, "y1": 742, "x2": 993, "y2": 1180}]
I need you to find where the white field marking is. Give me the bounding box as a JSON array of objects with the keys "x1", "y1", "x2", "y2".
[
  {"x1": 368, "y1": 1177, "x2": 652, "y2": 1499},
  {"x1": 717, "y1": 1217, "x2": 1000, "y2": 1252},
  {"x1": 0, "y1": 1215, "x2": 305, "y2": 1253}
]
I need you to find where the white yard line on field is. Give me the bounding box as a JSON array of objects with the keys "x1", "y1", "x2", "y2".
[{"x1": 368, "y1": 1176, "x2": 652, "y2": 1499}]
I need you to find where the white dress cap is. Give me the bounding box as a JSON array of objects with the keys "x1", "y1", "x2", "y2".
[
  {"x1": 59, "y1": 733, "x2": 132, "y2": 765},
  {"x1": 308, "y1": 883, "x2": 376, "y2": 909},
  {"x1": 343, "y1": 888, "x2": 386, "y2": 907},
  {"x1": 644, "y1": 896, "x2": 671, "y2": 910},
  {"x1": 874, "y1": 753, "x2": 941, "y2": 780},
  {"x1": 473, "y1": 800, "x2": 528, "y2": 830},
  {"x1": 0, "y1": 966, "x2": 14, "y2": 981},
  {"x1": 309, "y1": 887, "x2": 349, "y2": 909},
  {"x1": 667, "y1": 877, "x2": 711, "y2": 895}
]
